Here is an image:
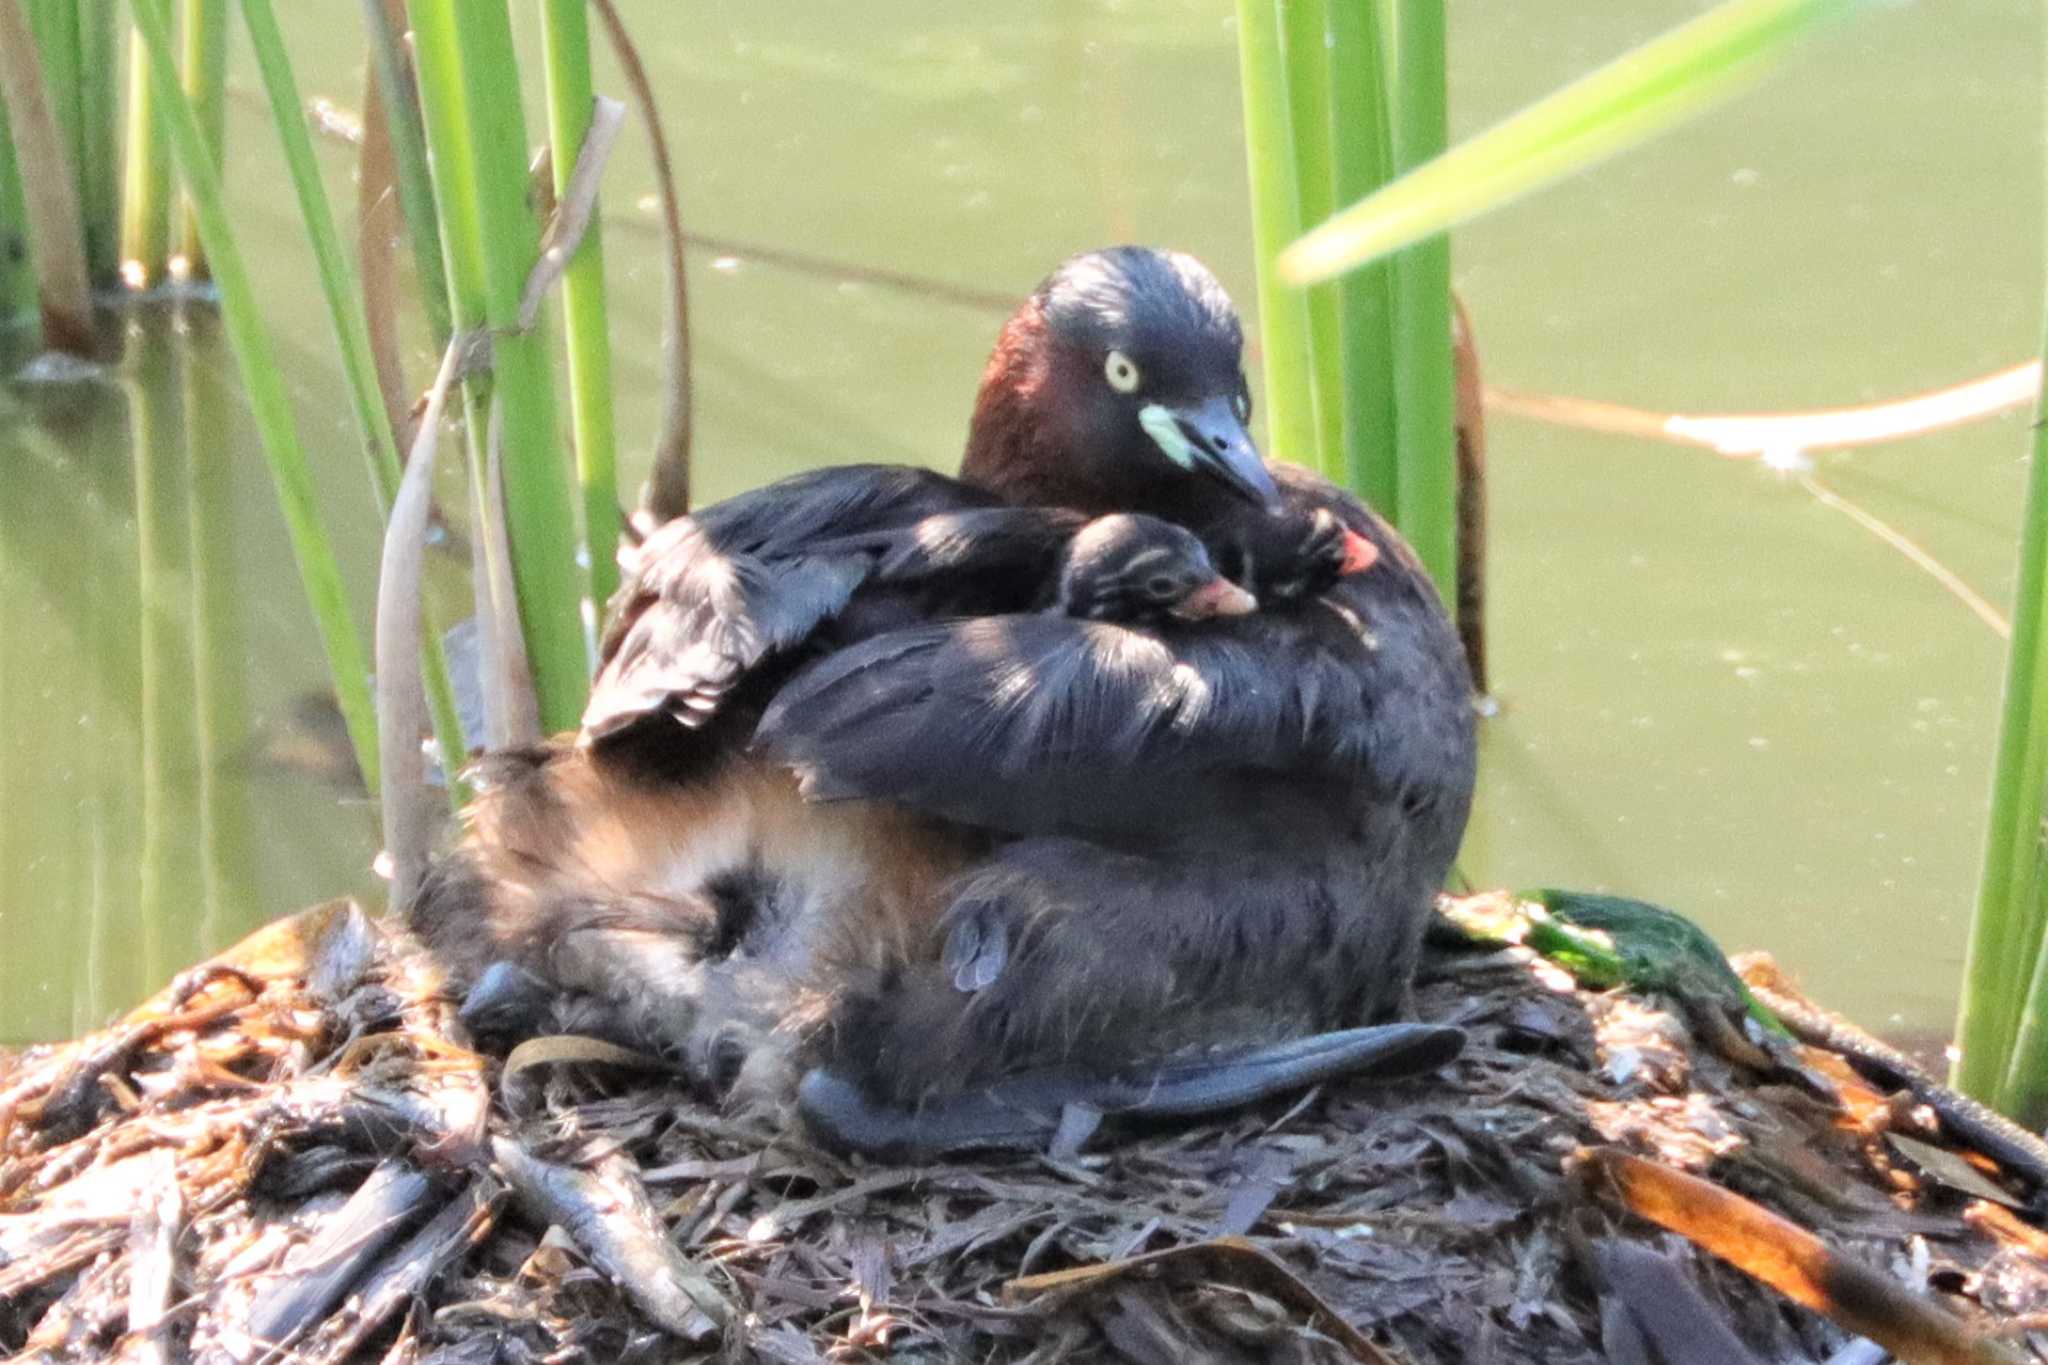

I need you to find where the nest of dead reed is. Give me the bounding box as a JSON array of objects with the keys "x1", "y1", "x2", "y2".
[{"x1": 4, "y1": 896, "x2": 2048, "y2": 1364}]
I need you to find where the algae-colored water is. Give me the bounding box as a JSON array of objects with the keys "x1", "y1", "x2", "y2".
[{"x1": 0, "y1": 1, "x2": 2035, "y2": 1045}]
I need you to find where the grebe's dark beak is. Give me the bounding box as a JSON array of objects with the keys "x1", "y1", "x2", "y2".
[
  {"x1": 1168, "y1": 576, "x2": 1257, "y2": 620},
  {"x1": 1139, "y1": 396, "x2": 1282, "y2": 511}
]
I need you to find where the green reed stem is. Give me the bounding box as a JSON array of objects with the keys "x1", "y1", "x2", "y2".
[
  {"x1": 359, "y1": 0, "x2": 453, "y2": 345},
  {"x1": 177, "y1": 0, "x2": 229, "y2": 274},
  {"x1": 1282, "y1": 0, "x2": 1343, "y2": 482},
  {"x1": 128, "y1": 0, "x2": 381, "y2": 793},
  {"x1": 1954, "y1": 31, "x2": 2048, "y2": 1114},
  {"x1": 75, "y1": 0, "x2": 121, "y2": 284},
  {"x1": 121, "y1": 0, "x2": 172, "y2": 284},
  {"x1": 540, "y1": 0, "x2": 620, "y2": 607},
  {"x1": 1328, "y1": 0, "x2": 1399, "y2": 514},
  {"x1": 238, "y1": 0, "x2": 470, "y2": 801},
  {"x1": 1234, "y1": 0, "x2": 1317, "y2": 469},
  {"x1": 1386, "y1": 0, "x2": 1457, "y2": 605},
  {"x1": 1969, "y1": 371, "x2": 2048, "y2": 1116},
  {"x1": 413, "y1": 0, "x2": 589, "y2": 731}
]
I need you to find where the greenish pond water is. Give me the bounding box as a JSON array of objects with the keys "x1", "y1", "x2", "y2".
[{"x1": 0, "y1": 1, "x2": 2035, "y2": 1046}]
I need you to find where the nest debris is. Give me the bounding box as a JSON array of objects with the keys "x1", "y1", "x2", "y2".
[{"x1": 3, "y1": 897, "x2": 2047, "y2": 1363}]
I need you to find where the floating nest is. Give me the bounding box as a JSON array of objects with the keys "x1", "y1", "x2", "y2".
[{"x1": 4, "y1": 895, "x2": 2048, "y2": 1364}]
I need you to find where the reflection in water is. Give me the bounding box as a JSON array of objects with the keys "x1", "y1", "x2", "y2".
[{"x1": 0, "y1": 310, "x2": 376, "y2": 1045}]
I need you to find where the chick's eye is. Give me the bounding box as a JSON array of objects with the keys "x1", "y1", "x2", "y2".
[
  {"x1": 1104, "y1": 350, "x2": 1142, "y2": 394},
  {"x1": 1232, "y1": 389, "x2": 1251, "y2": 422},
  {"x1": 1145, "y1": 575, "x2": 1179, "y2": 598}
]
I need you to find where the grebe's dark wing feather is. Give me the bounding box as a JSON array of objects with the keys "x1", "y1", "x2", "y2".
[
  {"x1": 756, "y1": 609, "x2": 1368, "y2": 836},
  {"x1": 759, "y1": 464, "x2": 1474, "y2": 838},
  {"x1": 584, "y1": 466, "x2": 1075, "y2": 745}
]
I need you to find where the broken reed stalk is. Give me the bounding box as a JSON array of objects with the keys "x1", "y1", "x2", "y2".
[
  {"x1": 0, "y1": 0, "x2": 94, "y2": 351},
  {"x1": 540, "y1": 0, "x2": 623, "y2": 603},
  {"x1": 122, "y1": 0, "x2": 173, "y2": 285},
  {"x1": 378, "y1": 338, "x2": 465, "y2": 909},
  {"x1": 127, "y1": 0, "x2": 382, "y2": 794},
  {"x1": 238, "y1": 0, "x2": 470, "y2": 803},
  {"x1": 410, "y1": 0, "x2": 591, "y2": 732},
  {"x1": 177, "y1": 0, "x2": 228, "y2": 275}
]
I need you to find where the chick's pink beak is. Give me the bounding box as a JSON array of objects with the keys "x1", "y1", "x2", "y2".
[
  {"x1": 1340, "y1": 529, "x2": 1380, "y2": 576},
  {"x1": 1169, "y1": 577, "x2": 1258, "y2": 619}
]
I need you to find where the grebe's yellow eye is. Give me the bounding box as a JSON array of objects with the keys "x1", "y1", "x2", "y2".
[{"x1": 1104, "y1": 350, "x2": 1141, "y2": 394}]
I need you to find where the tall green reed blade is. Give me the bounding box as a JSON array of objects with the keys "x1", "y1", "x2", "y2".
[
  {"x1": 410, "y1": 0, "x2": 589, "y2": 733},
  {"x1": 1278, "y1": 0, "x2": 1876, "y2": 286},
  {"x1": 1233, "y1": 0, "x2": 1317, "y2": 470},
  {"x1": 177, "y1": 0, "x2": 229, "y2": 274},
  {"x1": 121, "y1": 0, "x2": 172, "y2": 285},
  {"x1": 540, "y1": 0, "x2": 621, "y2": 606},
  {"x1": 1282, "y1": 0, "x2": 1342, "y2": 482},
  {"x1": 1386, "y1": 0, "x2": 1456, "y2": 604},
  {"x1": 127, "y1": 0, "x2": 382, "y2": 793},
  {"x1": 1954, "y1": 49, "x2": 2048, "y2": 1112},
  {"x1": 1327, "y1": 0, "x2": 1398, "y2": 515},
  {"x1": 237, "y1": 0, "x2": 470, "y2": 802},
  {"x1": 1964, "y1": 404, "x2": 2048, "y2": 1115}
]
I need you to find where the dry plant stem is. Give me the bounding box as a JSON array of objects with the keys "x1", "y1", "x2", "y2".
[
  {"x1": 1452, "y1": 294, "x2": 1488, "y2": 691},
  {"x1": 488, "y1": 1136, "x2": 727, "y2": 1340},
  {"x1": 378, "y1": 337, "x2": 466, "y2": 911},
  {"x1": 357, "y1": 53, "x2": 412, "y2": 448},
  {"x1": 482, "y1": 389, "x2": 542, "y2": 749},
  {"x1": 1488, "y1": 361, "x2": 2039, "y2": 459},
  {"x1": 1798, "y1": 474, "x2": 2009, "y2": 639},
  {"x1": 590, "y1": 0, "x2": 694, "y2": 522},
  {"x1": 517, "y1": 96, "x2": 625, "y2": 332},
  {"x1": 123, "y1": 1149, "x2": 181, "y2": 1365},
  {"x1": 1591, "y1": 1149, "x2": 2026, "y2": 1365},
  {"x1": 359, "y1": 0, "x2": 452, "y2": 345},
  {"x1": 0, "y1": 0, "x2": 93, "y2": 352}
]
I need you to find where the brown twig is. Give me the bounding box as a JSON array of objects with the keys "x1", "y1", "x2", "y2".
[
  {"x1": 355, "y1": 44, "x2": 412, "y2": 455},
  {"x1": 588, "y1": 0, "x2": 693, "y2": 523}
]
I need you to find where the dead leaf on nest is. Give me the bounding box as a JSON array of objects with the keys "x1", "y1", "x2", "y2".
[
  {"x1": 1888, "y1": 1133, "x2": 2023, "y2": 1209},
  {"x1": 1003, "y1": 1234, "x2": 1398, "y2": 1364},
  {"x1": 1585, "y1": 1147, "x2": 2026, "y2": 1365}
]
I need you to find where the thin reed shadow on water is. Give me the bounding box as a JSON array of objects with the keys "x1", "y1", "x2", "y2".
[{"x1": 128, "y1": 321, "x2": 203, "y2": 992}]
